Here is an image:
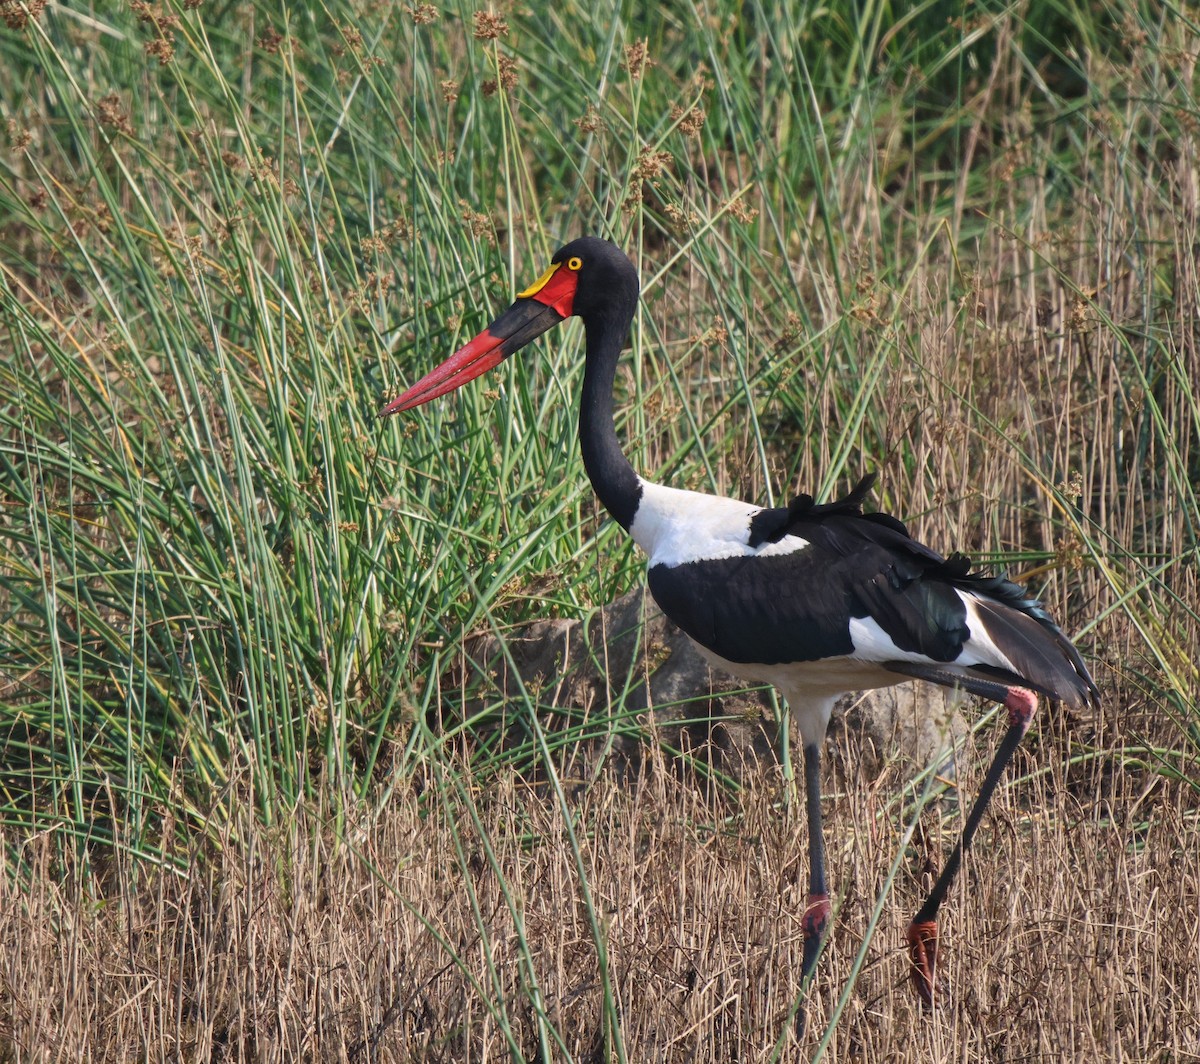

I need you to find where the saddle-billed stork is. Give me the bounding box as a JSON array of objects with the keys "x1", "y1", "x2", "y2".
[{"x1": 381, "y1": 236, "x2": 1099, "y2": 1015}]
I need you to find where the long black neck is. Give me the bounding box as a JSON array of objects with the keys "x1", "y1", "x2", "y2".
[{"x1": 578, "y1": 306, "x2": 642, "y2": 532}]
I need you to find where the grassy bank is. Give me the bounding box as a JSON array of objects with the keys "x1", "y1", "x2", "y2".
[{"x1": 1, "y1": 0, "x2": 1197, "y2": 1057}]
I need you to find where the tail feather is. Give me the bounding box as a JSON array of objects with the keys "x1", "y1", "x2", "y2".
[{"x1": 969, "y1": 597, "x2": 1098, "y2": 709}]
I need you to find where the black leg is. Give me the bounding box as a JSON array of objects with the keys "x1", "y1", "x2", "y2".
[
  {"x1": 907, "y1": 687, "x2": 1038, "y2": 1007},
  {"x1": 797, "y1": 741, "x2": 831, "y2": 1036}
]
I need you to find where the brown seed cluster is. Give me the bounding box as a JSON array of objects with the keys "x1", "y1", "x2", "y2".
[
  {"x1": 631, "y1": 147, "x2": 672, "y2": 182},
  {"x1": 7, "y1": 118, "x2": 33, "y2": 153},
  {"x1": 727, "y1": 195, "x2": 758, "y2": 224},
  {"x1": 1, "y1": 0, "x2": 47, "y2": 30},
  {"x1": 775, "y1": 311, "x2": 804, "y2": 352},
  {"x1": 130, "y1": 0, "x2": 180, "y2": 64},
  {"x1": 360, "y1": 234, "x2": 388, "y2": 257},
  {"x1": 459, "y1": 201, "x2": 494, "y2": 243},
  {"x1": 96, "y1": 93, "x2": 134, "y2": 136},
  {"x1": 670, "y1": 104, "x2": 705, "y2": 138},
  {"x1": 408, "y1": 3, "x2": 438, "y2": 23},
  {"x1": 380, "y1": 216, "x2": 412, "y2": 243},
  {"x1": 574, "y1": 104, "x2": 604, "y2": 135},
  {"x1": 623, "y1": 39, "x2": 650, "y2": 79},
  {"x1": 337, "y1": 22, "x2": 364, "y2": 54},
  {"x1": 482, "y1": 54, "x2": 518, "y2": 96},
  {"x1": 1065, "y1": 295, "x2": 1088, "y2": 332},
  {"x1": 472, "y1": 9, "x2": 508, "y2": 40},
  {"x1": 663, "y1": 202, "x2": 698, "y2": 232},
  {"x1": 257, "y1": 26, "x2": 283, "y2": 53},
  {"x1": 145, "y1": 36, "x2": 174, "y2": 63}
]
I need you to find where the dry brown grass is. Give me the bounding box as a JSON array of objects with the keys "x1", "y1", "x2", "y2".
[{"x1": 3, "y1": 713, "x2": 1196, "y2": 1063}]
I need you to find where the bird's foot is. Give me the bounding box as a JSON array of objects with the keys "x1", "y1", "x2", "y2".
[{"x1": 906, "y1": 919, "x2": 944, "y2": 1009}]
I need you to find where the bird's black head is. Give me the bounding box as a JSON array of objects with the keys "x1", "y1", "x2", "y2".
[
  {"x1": 380, "y1": 236, "x2": 639, "y2": 416},
  {"x1": 539, "y1": 236, "x2": 639, "y2": 330}
]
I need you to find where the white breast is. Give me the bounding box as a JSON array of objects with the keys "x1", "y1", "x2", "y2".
[{"x1": 629, "y1": 479, "x2": 809, "y2": 568}]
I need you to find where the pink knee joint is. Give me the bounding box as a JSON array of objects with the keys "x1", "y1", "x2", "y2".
[
  {"x1": 803, "y1": 892, "x2": 831, "y2": 941},
  {"x1": 1005, "y1": 687, "x2": 1038, "y2": 732}
]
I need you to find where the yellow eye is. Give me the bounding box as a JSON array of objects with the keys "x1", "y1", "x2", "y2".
[{"x1": 567, "y1": 256, "x2": 583, "y2": 271}]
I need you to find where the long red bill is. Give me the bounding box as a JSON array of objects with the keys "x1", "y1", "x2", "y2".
[{"x1": 379, "y1": 296, "x2": 568, "y2": 417}]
